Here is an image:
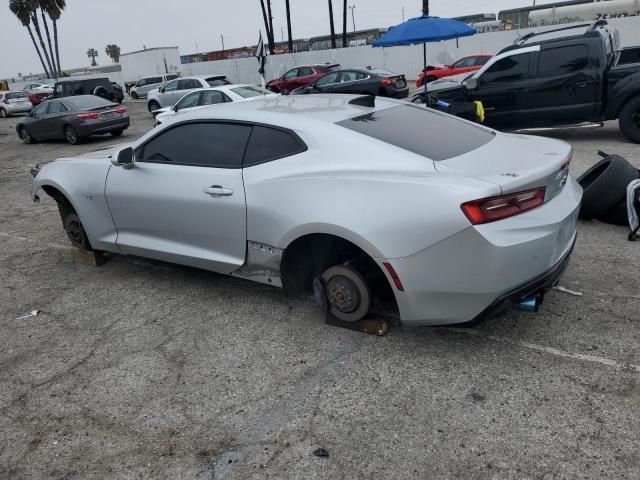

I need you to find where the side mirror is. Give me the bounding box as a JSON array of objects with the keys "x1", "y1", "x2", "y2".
[
  {"x1": 463, "y1": 78, "x2": 479, "y2": 90},
  {"x1": 172, "y1": 105, "x2": 179, "y2": 112},
  {"x1": 28, "y1": 110, "x2": 36, "y2": 117},
  {"x1": 159, "y1": 87, "x2": 165, "y2": 93},
  {"x1": 112, "y1": 147, "x2": 135, "y2": 169}
]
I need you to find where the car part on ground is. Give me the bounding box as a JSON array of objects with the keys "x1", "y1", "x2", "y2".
[
  {"x1": 16, "y1": 95, "x2": 130, "y2": 145},
  {"x1": 31, "y1": 94, "x2": 581, "y2": 327},
  {"x1": 577, "y1": 151, "x2": 640, "y2": 222},
  {"x1": 627, "y1": 180, "x2": 640, "y2": 240}
]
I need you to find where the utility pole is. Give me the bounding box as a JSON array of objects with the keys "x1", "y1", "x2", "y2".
[
  {"x1": 328, "y1": 0, "x2": 337, "y2": 49},
  {"x1": 349, "y1": 5, "x2": 356, "y2": 32},
  {"x1": 285, "y1": 0, "x2": 293, "y2": 51},
  {"x1": 343, "y1": 0, "x2": 348, "y2": 48},
  {"x1": 267, "y1": 0, "x2": 275, "y2": 53},
  {"x1": 259, "y1": 0, "x2": 274, "y2": 54},
  {"x1": 402, "y1": 6, "x2": 405, "y2": 22},
  {"x1": 422, "y1": 0, "x2": 429, "y2": 16}
]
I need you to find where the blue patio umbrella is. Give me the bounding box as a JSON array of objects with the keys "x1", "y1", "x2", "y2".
[{"x1": 373, "y1": 16, "x2": 476, "y2": 101}]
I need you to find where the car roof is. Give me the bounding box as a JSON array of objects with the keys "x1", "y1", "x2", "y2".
[
  {"x1": 56, "y1": 78, "x2": 109, "y2": 83},
  {"x1": 169, "y1": 93, "x2": 401, "y2": 128},
  {"x1": 184, "y1": 74, "x2": 227, "y2": 80}
]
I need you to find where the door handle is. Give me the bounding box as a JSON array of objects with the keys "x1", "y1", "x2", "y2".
[
  {"x1": 576, "y1": 82, "x2": 589, "y2": 88},
  {"x1": 203, "y1": 185, "x2": 233, "y2": 196}
]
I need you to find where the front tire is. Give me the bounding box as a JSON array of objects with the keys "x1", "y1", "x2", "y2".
[
  {"x1": 148, "y1": 100, "x2": 160, "y2": 113},
  {"x1": 64, "y1": 125, "x2": 82, "y2": 145},
  {"x1": 110, "y1": 129, "x2": 124, "y2": 137},
  {"x1": 619, "y1": 95, "x2": 640, "y2": 143},
  {"x1": 320, "y1": 265, "x2": 372, "y2": 323},
  {"x1": 130, "y1": 91, "x2": 139, "y2": 99},
  {"x1": 63, "y1": 213, "x2": 92, "y2": 251},
  {"x1": 0, "y1": 108, "x2": 8, "y2": 118},
  {"x1": 19, "y1": 126, "x2": 35, "y2": 144}
]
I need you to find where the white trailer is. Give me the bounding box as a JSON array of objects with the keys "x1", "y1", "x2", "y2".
[{"x1": 119, "y1": 47, "x2": 181, "y2": 84}]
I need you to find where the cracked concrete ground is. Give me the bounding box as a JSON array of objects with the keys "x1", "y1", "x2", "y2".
[{"x1": 1, "y1": 101, "x2": 639, "y2": 480}]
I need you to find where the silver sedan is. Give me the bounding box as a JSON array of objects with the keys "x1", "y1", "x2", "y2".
[{"x1": 31, "y1": 94, "x2": 581, "y2": 326}]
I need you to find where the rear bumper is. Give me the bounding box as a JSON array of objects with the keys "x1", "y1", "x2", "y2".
[
  {"x1": 380, "y1": 178, "x2": 582, "y2": 326},
  {"x1": 76, "y1": 116, "x2": 130, "y2": 136}
]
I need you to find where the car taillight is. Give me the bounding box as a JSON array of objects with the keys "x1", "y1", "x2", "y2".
[
  {"x1": 117, "y1": 106, "x2": 126, "y2": 113},
  {"x1": 461, "y1": 188, "x2": 547, "y2": 225},
  {"x1": 381, "y1": 79, "x2": 394, "y2": 86},
  {"x1": 77, "y1": 112, "x2": 99, "y2": 120}
]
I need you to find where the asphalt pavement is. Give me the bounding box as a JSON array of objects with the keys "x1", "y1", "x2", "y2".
[{"x1": 0, "y1": 100, "x2": 639, "y2": 480}]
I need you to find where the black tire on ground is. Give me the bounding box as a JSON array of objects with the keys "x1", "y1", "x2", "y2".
[
  {"x1": 148, "y1": 101, "x2": 160, "y2": 113},
  {"x1": 19, "y1": 126, "x2": 35, "y2": 144},
  {"x1": 130, "y1": 91, "x2": 139, "y2": 99},
  {"x1": 64, "y1": 125, "x2": 82, "y2": 145},
  {"x1": 0, "y1": 108, "x2": 8, "y2": 118},
  {"x1": 577, "y1": 155, "x2": 640, "y2": 220},
  {"x1": 110, "y1": 129, "x2": 124, "y2": 137},
  {"x1": 600, "y1": 198, "x2": 630, "y2": 226},
  {"x1": 619, "y1": 94, "x2": 640, "y2": 143},
  {"x1": 320, "y1": 265, "x2": 372, "y2": 323},
  {"x1": 63, "y1": 212, "x2": 92, "y2": 251}
]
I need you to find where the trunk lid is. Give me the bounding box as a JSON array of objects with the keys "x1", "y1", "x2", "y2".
[{"x1": 435, "y1": 132, "x2": 572, "y2": 200}]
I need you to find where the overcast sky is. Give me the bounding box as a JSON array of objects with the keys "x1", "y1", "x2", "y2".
[{"x1": 1, "y1": 0, "x2": 558, "y2": 78}]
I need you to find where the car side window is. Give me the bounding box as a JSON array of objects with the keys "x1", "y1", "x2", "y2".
[
  {"x1": 475, "y1": 56, "x2": 491, "y2": 66},
  {"x1": 298, "y1": 67, "x2": 314, "y2": 77},
  {"x1": 244, "y1": 126, "x2": 306, "y2": 166},
  {"x1": 481, "y1": 53, "x2": 533, "y2": 83},
  {"x1": 284, "y1": 69, "x2": 298, "y2": 79},
  {"x1": 166, "y1": 74, "x2": 178, "y2": 81},
  {"x1": 32, "y1": 102, "x2": 50, "y2": 115},
  {"x1": 178, "y1": 79, "x2": 200, "y2": 90},
  {"x1": 340, "y1": 71, "x2": 359, "y2": 82},
  {"x1": 175, "y1": 91, "x2": 201, "y2": 110},
  {"x1": 538, "y1": 45, "x2": 589, "y2": 78},
  {"x1": 316, "y1": 72, "x2": 339, "y2": 86},
  {"x1": 163, "y1": 79, "x2": 179, "y2": 92},
  {"x1": 201, "y1": 90, "x2": 230, "y2": 105},
  {"x1": 453, "y1": 57, "x2": 476, "y2": 68},
  {"x1": 136, "y1": 122, "x2": 252, "y2": 168},
  {"x1": 48, "y1": 101, "x2": 68, "y2": 114}
]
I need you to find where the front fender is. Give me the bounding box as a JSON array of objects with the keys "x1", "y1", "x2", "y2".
[{"x1": 606, "y1": 71, "x2": 640, "y2": 117}]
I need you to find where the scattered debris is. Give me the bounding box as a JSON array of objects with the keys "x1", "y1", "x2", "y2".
[
  {"x1": 325, "y1": 315, "x2": 389, "y2": 336},
  {"x1": 313, "y1": 448, "x2": 329, "y2": 458},
  {"x1": 15, "y1": 310, "x2": 40, "y2": 320},
  {"x1": 471, "y1": 392, "x2": 485, "y2": 402},
  {"x1": 554, "y1": 286, "x2": 583, "y2": 297}
]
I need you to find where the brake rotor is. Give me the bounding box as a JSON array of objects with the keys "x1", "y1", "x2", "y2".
[{"x1": 321, "y1": 265, "x2": 371, "y2": 323}]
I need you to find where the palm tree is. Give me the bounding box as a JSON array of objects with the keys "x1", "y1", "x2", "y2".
[
  {"x1": 105, "y1": 44, "x2": 121, "y2": 64},
  {"x1": 38, "y1": 0, "x2": 56, "y2": 76},
  {"x1": 9, "y1": 0, "x2": 50, "y2": 78},
  {"x1": 42, "y1": 0, "x2": 65, "y2": 77},
  {"x1": 87, "y1": 48, "x2": 99, "y2": 67},
  {"x1": 328, "y1": 0, "x2": 336, "y2": 49},
  {"x1": 285, "y1": 0, "x2": 293, "y2": 51},
  {"x1": 28, "y1": 3, "x2": 55, "y2": 77}
]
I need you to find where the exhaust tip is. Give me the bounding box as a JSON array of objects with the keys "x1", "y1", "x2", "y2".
[{"x1": 517, "y1": 296, "x2": 540, "y2": 313}]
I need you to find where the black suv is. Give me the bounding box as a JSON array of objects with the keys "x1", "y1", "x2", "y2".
[
  {"x1": 52, "y1": 78, "x2": 124, "y2": 103},
  {"x1": 420, "y1": 21, "x2": 640, "y2": 143}
]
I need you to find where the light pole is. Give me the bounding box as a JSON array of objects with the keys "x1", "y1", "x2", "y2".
[
  {"x1": 220, "y1": 35, "x2": 225, "y2": 52},
  {"x1": 349, "y1": 5, "x2": 356, "y2": 32},
  {"x1": 281, "y1": 27, "x2": 285, "y2": 42}
]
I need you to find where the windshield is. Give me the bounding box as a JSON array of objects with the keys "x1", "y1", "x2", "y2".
[
  {"x1": 337, "y1": 105, "x2": 494, "y2": 161},
  {"x1": 231, "y1": 86, "x2": 267, "y2": 98},
  {"x1": 66, "y1": 96, "x2": 114, "y2": 110}
]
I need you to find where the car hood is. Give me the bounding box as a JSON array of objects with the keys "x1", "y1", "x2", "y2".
[
  {"x1": 427, "y1": 72, "x2": 471, "y2": 92},
  {"x1": 68, "y1": 143, "x2": 132, "y2": 160}
]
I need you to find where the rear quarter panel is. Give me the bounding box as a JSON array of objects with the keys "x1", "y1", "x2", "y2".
[{"x1": 243, "y1": 123, "x2": 499, "y2": 259}]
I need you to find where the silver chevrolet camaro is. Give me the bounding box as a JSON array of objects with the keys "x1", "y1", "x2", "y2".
[{"x1": 31, "y1": 94, "x2": 581, "y2": 326}]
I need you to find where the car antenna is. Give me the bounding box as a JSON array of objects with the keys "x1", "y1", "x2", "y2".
[{"x1": 349, "y1": 95, "x2": 375, "y2": 107}]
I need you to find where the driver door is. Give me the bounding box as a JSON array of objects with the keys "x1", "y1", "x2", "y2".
[
  {"x1": 468, "y1": 52, "x2": 536, "y2": 128},
  {"x1": 105, "y1": 121, "x2": 252, "y2": 274}
]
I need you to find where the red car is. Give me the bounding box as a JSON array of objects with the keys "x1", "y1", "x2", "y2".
[
  {"x1": 267, "y1": 63, "x2": 340, "y2": 93},
  {"x1": 416, "y1": 54, "x2": 494, "y2": 88}
]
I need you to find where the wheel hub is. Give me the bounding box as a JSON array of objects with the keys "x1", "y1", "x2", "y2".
[{"x1": 326, "y1": 276, "x2": 360, "y2": 314}]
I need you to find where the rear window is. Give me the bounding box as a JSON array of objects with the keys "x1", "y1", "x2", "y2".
[
  {"x1": 337, "y1": 105, "x2": 494, "y2": 161},
  {"x1": 6, "y1": 92, "x2": 26, "y2": 99},
  {"x1": 244, "y1": 126, "x2": 307, "y2": 166},
  {"x1": 231, "y1": 86, "x2": 266, "y2": 98},
  {"x1": 66, "y1": 96, "x2": 114, "y2": 110},
  {"x1": 206, "y1": 77, "x2": 229, "y2": 87}
]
